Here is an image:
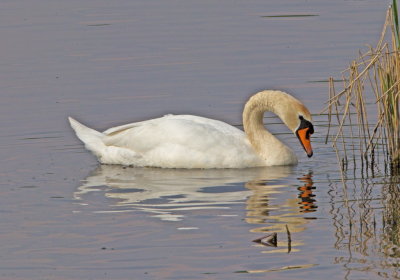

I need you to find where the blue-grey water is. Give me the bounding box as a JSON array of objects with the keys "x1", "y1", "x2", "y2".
[{"x1": 0, "y1": 0, "x2": 398, "y2": 279}]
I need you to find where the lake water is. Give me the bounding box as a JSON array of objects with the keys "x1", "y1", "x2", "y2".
[{"x1": 0, "y1": 0, "x2": 398, "y2": 279}]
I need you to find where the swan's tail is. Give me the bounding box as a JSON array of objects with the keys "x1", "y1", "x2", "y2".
[{"x1": 68, "y1": 117, "x2": 106, "y2": 158}]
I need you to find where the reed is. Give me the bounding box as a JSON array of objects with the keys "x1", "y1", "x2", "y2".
[{"x1": 324, "y1": 1, "x2": 400, "y2": 174}]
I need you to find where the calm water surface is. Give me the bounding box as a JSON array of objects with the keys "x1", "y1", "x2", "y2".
[{"x1": 0, "y1": 0, "x2": 398, "y2": 279}]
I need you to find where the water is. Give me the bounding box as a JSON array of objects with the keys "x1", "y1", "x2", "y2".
[{"x1": 0, "y1": 0, "x2": 398, "y2": 279}]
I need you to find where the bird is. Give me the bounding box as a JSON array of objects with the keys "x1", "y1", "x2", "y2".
[{"x1": 68, "y1": 90, "x2": 314, "y2": 168}]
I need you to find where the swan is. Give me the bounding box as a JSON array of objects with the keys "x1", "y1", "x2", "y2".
[{"x1": 68, "y1": 90, "x2": 314, "y2": 168}]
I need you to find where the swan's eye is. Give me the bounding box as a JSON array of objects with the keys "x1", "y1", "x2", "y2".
[
  {"x1": 305, "y1": 128, "x2": 311, "y2": 139},
  {"x1": 297, "y1": 116, "x2": 314, "y2": 135},
  {"x1": 308, "y1": 124, "x2": 314, "y2": 135}
]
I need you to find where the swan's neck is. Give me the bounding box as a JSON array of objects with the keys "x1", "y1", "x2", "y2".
[{"x1": 242, "y1": 91, "x2": 297, "y2": 165}]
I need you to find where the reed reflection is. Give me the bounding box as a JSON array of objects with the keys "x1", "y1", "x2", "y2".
[
  {"x1": 328, "y1": 175, "x2": 400, "y2": 280},
  {"x1": 382, "y1": 176, "x2": 400, "y2": 268}
]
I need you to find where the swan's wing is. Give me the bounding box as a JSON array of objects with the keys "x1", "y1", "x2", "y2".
[
  {"x1": 103, "y1": 115, "x2": 240, "y2": 136},
  {"x1": 103, "y1": 114, "x2": 240, "y2": 135},
  {"x1": 102, "y1": 115, "x2": 246, "y2": 151},
  {"x1": 103, "y1": 118, "x2": 160, "y2": 136}
]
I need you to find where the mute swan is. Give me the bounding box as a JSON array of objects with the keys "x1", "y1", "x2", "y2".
[{"x1": 68, "y1": 90, "x2": 314, "y2": 168}]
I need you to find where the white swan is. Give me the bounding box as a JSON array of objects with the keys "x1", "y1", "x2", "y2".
[{"x1": 68, "y1": 90, "x2": 314, "y2": 168}]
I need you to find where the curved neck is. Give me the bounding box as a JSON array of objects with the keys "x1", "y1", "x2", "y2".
[
  {"x1": 243, "y1": 95, "x2": 279, "y2": 151},
  {"x1": 242, "y1": 91, "x2": 295, "y2": 164}
]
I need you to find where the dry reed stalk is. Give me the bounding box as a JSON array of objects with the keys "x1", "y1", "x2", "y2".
[{"x1": 324, "y1": 4, "x2": 400, "y2": 174}]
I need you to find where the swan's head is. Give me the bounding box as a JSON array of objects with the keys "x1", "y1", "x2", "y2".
[
  {"x1": 295, "y1": 115, "x2": 314, "y2": 157},
  {"x1": 269, "y1": 91, "x2": 314, "y2": 158},
  {"x1": 244, "y1": 90, "x2": 314, "y2": 158}
]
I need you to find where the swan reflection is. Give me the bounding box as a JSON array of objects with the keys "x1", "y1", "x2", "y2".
[
  {"x1": 75, "y1": 165, "x2": 316, "y2": 228},
  {"x1": 297, "y1": 172, "x2": 316, "y2": 213},
  {"x1": 245, "y1": 171, "x2": 316, "y2": 251}
]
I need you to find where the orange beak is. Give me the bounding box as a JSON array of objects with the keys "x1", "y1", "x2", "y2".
[{"x1": 296, "y1": 127, "x2": 313, "y2": 157}]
